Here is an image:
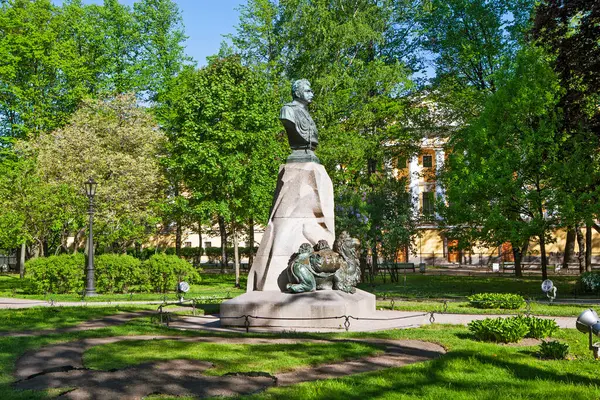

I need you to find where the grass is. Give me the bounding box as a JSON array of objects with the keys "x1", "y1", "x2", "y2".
[
  {"x1": 84, "y1": 340, "x2": 382, "y2": 375},
  {"x1": 376, "y1": 299, "x2": 594, "y2": 317},
  {"x1": 359, "y1": 273, "x2": 582, "y2": 300},
  {"x1": 0, "y1": 306, "x2": 146, "y2": 332},
  {"x1": 0, "y1": 308, "x2": 599, "y2": 399}
]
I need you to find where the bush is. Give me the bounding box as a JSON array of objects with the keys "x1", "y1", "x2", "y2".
[
  {"x1": 579, "y1": 272, "x2": 600, "y2": 293},
  {"x1": 468, "y1": 293, "x2": 525, "y2": 309},
  {"x1": 95, "y1": 254, "x2": 145, "y2": 293},
  {"x1": 26, "y1": 254, "x2": 85, "y2": 294},
  {"x1": 522, "y1": 316, "x2": 559, "y2": 339},
  {"x1": 144, "y1": 254, "x2": 201, "y2": 293},
  {"x1": 468, "y1": 315, "x2": 559, "y2": 343},
  {"x1": 539, "y1": 340, "x2": 569, "y2": 360},
  {"x1": 468, "y1": 316, "x2": 530, "y2": 343}
]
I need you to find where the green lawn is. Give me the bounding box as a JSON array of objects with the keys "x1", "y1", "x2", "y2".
[
  {"x1": 359, "y1": 273, "x2": 582, "y2": 300},
  {"x1": 84, "y1": 340, "x2": 382, "y2": 375},
  {"x1": 0, "y1": 308, "x2": 599, "y2": 399}
]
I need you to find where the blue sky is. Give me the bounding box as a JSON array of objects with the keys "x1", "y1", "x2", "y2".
[{"x1": 53, "y1": 0, "x2": 244, "y2": 66}]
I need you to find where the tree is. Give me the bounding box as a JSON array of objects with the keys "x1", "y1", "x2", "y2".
[
  {"x1": 230, "y1": 0, "x2": 421, "y2": 270},
  {"x1": 532, "y1": 0, "x2": 600, "y2": 272},
  {"x1": 166, "y1": 56, "x2": 286, "y2": 278},
  {"x1": 28, "y1": 94, "x2": 166, "y2": 251},
  {"x1": 418, "y1": 0, "x2": 535, "y2": 123},
  {"x1": 440, "y1": 46, "x2": 563, "y2": 280}
]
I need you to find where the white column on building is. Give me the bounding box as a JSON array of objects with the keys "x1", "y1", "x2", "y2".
[
  {"x1": 435, "y1": 148, "x2": 445, "y2": 220},
  {"x1": 435, "y1": 148, "x2": 445, "y2": 202},
  {"x1": 408, "y1": 155, "x2": 421, "y2": 217}
]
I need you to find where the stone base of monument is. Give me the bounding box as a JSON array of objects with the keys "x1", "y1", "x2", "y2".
[{"x1": 220, "y1": 289, "x2": 376, "y2": 329}]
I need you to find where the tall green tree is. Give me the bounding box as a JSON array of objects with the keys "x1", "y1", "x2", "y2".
[
  {"x1": 532, "y1": 0, "x2": 600, "y2": 272},
  {"x1": 440, "y1": 46, "x2": 563, "y2": 279},
  {"x1": 166, "y1": 56, "x2": 286, "y2": 273},
  {"x1": 230, "y1": 0, "x2": 421, "y2": 268}
]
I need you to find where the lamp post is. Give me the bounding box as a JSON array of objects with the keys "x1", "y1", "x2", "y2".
[{"x1": 84, "y1": 178, "x2": 98, "y2": 297}]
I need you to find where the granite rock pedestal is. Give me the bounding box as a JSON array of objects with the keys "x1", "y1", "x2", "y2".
[{"x1": 246, "y1": 162, "x2": 335, "y2": 292}]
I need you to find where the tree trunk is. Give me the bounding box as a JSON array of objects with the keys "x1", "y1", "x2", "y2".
[
  {"x1": 233, "y1": 224, "x2": 240, "y2": 288},
  {"x1": 540, "y1": 233, "x2": 548, "y2": 281},
  {"x1": 576, "y1": 224, "x2": 585, "y2": 273},
  {"x1": 371, "y1": 243, "x2": 378, "y2": 276},
  {"x1": 563, "y1": 227, "x2": 576, "y2": 269},
  {"x1": 512, "y1": 239, "x2": 528, "y2": 278},
  {"x1": 218, "y1": 216, "x2": 228, "y2": 273},
  {"x1": 175, "y1": 221, "x2": 182, "y2": 257},
  {"x1": 586, "y1": 224, "x2": 593, "y2": 272},
  {"x1": 248, "y1": 218, "x2": 255, "y2": 267},
  {"x1": 196, "y1": 228, "x2": 202, "y2": 267},
  {"x1": 19, "y1": 243, "x2": 26, "y2": 279}
]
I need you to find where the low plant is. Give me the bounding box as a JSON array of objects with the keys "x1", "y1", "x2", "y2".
[
  {"x1": 468, "y1": 316, "x2": 530, "y2": 343},
  {"x1": 468, "y1": 315, "x2": 558, "y2": 343},
  {"x1": 521, "y1": 316, "x2": 559, "y2": 339},
  {"x1": 539, "y1": 340, "x2": 569, "y2": 359},
  {"x1": 26, "y1": 254, "x2": 85, "y2": 294},
  {"x1": 144, "y1": 254, "x2": 201, "y2": 293},
  {"x1": 579, "y1": 272, "x2": 600, "y2": 293},
  {"x1": 468, "y1": 293, "x2": 525, "y2": 309}
]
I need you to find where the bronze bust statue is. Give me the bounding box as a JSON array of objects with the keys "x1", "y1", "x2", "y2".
[{"x1": 280, "y1": 79, "x2": 320, "y2": 163}]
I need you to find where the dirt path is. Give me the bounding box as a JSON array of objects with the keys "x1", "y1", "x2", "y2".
[{"x1": 14, "y1": 335, "x2": 445, "y2": 399}]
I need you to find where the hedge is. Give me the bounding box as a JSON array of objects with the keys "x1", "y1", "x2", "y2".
[
  {"x1": 144, "y1": 254, "x2": 201, "y2": 293},
  {"x1": 95, "y1": 254, "x2": 144, "y2": 293},
  {"x1": 26, "y1": 254, "x2": 85, "y2": 294},
  {"x1": 468, "y1": 293, "x2": 525, "y2": 309}
]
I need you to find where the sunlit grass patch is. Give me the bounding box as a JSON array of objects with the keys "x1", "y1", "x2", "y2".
[{"x1": 83, "y1": 340, "x2": 383, "y2": 375}]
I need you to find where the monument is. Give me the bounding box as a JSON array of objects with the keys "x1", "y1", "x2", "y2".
[{"x1": 220, "y1": 79, "x2": 375, "y2": 328}]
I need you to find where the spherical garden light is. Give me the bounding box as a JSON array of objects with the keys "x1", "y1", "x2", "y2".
[
  {"x1": 576, "y1": 309, "x2": 600, "y2": 359},
  {"x1": 84, "y1": 178, "x2": 98, "y2": 297}
]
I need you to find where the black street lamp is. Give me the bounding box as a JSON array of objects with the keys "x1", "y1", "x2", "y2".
[{"x1": 84, "y1": 177, "x2": 98, "y2": 297}]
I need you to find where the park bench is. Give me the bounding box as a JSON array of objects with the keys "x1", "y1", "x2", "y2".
[{"x1": 379, "y1": 262, "x2": 416, "y2": 283}]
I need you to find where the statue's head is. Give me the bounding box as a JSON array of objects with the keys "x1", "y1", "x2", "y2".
[
  {"x1": 291, "y1": 79, "x2": 313, "y2": 104},
  {"x1": 298, "y1": 242, "x2": 313, "y2": 254}
]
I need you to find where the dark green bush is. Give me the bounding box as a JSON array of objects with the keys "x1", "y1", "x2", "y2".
[
  {"x1": 144, "y1": 254, "x2": 201, "y2": 293},
  {"x1": 579, "y1": 272, "x2": 600, "y2": 293},
  {"x1": 468, "y1": 293, "x2": 525, "y2": 309},
  {"x1": 468, "y1": 316, "x2": 530, "y2": 343},
  {"x1": 522, "y1": 316, "x2": 559, "y2": 339},
  {"x1": 539, "y1": 340, "x2": 569, "y2": 359},
  {"x1": 95, "y1": 254, "x2": 145, "y2": 293},
  {"x1": 26, "y1": 254, "x2": 85, "y2": 294},
  {"x1": 468, "y1": 315, "x2": 559, "y2": 343}
]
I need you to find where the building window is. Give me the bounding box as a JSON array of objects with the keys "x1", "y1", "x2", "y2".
[
  {"x1": 204, "y1": 241, "x2": 212, "y2": 248},
  {"x1": 422, "y1": 191, "x2": 435, "y2": 218},
  {"x1": 422, "y1": 155, "x2": 433, "y2": 168},
  {"x1": 184, "y1": 241, "x2": 192, "y2": 248},
  {"x1": 395, "y1": 156, "x2": 408, "y2": 169}
]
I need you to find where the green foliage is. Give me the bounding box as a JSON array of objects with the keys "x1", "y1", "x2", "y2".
[
  {"x1": 467, "y1": 293, "x2": 525, "y2": 309},
  {"x1": 166, "y1": 56, "x2": 286, "y2": 228},
  {"x1": 440, "y1": 45, "x2": 563, "y2": 279},
  {"x1": 578, "y1": 272, "x2": 600, "y2": 293},
  {"x1": 522, "y1": 316, "x2": 559, "y2": 339},
  {"x1": 468, "y1": 316, "x2": 530, "y2": 343},
  {"x1": 29, "y1": 94, "x2": 166, "y2": 250},
  {"x1": 26, "y1": 254, "x2": 85, "y2": 294},
  {"x1": 95, "y1": 254, "x2": 144, "y2": 294},
  {"x1": 144, "y1": 254, "x2": 201, "y2": 293},
  {"x1": 538, "y1": 340, "x2": 569, "y2": 360},
  {"x1": 468, "y1": 315, "x2": 559, "y2": 343}
]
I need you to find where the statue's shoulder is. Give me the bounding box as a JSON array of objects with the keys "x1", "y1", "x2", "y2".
[{"x1": 280, "y1": 101, "x2": 300, "y2": 120}]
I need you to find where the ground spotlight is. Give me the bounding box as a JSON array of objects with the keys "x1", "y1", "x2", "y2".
[{"x1": 576, "y1": 309, "x2": 600, "y2": 359}]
